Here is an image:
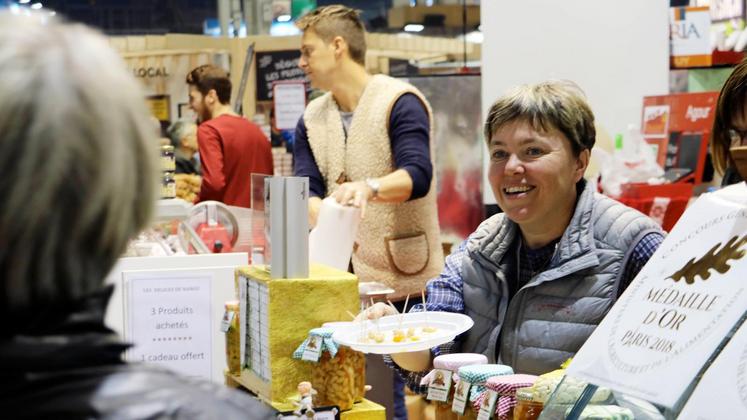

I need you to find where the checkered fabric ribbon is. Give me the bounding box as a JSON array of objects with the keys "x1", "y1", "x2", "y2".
[
  {"x1": 473, "y1": 374, "x2": 538, "y2": 420},
  {"x1": 292, "y1": 327, "x2": 338, "y2": 361},
  {"x1": 457, "y1": 364, "x2": 513, "y2": 402}
]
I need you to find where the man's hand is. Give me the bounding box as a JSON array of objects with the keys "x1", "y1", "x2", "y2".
[
  {"x1": 355, "y1": 302, "x2": 398, "y2": 322},
  {"x1": 332, "y1": 180, "x2": 373, "y2": 218}
]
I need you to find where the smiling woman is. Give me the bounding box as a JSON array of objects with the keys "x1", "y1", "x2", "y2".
[
  {"x1": 484, "y1": 81, "x2": 594, "y2": 249},
  {"x1": 382, "y1": 80, "x2": 667, "y2": 386}
]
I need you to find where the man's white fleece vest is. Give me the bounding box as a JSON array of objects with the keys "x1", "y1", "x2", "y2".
[{"x1": 303, "y1": 74, "x2": 444, "y2": 300}]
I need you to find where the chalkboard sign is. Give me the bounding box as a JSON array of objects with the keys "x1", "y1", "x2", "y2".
[{"x1": 255, "y1": 50, "x2": 309, "y2": 101}]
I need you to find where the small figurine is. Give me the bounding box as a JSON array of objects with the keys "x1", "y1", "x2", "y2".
[{"x1": 294, "y1": 381, "x2": 317, "y2": 417}]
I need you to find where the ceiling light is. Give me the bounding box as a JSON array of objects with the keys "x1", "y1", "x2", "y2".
[
  {"x1": 31, "y1": 3, "x2": 43, "y2": 9},
  {"x1": 277, "y1": 14, "x2": 291, "y2": 23},
  {"x1": 403, "y1": 23, "x2": 424, "y2": 33},
  {"x1": 19, "y1": 0, "x2": 31, "y2": 4}
]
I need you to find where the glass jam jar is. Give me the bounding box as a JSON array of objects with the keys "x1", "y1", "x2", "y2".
[
  {"x1": 160, "y1": 145, "x2": 176, "y2": 172},
  {"x1": 513, "y1": 388, "x2": 544, "y2": 420},
  {"x1": 161, "y1": 171, "x2": 176, "y2": 199}
]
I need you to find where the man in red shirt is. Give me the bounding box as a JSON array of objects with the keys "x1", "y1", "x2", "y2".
[{"x1": 186, "y1": 64, "x2": 273, "y2": 207}]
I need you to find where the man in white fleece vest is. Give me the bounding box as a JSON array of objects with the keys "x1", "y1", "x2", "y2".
[{"x1": 293, "y1": 5, "x2": 444, "y2": 303}]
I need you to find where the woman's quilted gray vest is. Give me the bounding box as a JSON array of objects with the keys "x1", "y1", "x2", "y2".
[{"x1": 460, "y1": 181, "x2": 663, "y2": 375}]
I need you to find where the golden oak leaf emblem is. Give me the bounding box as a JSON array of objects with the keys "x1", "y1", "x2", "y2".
[{"x1": 668, "y1": 234, "x2": 747, "y2": 284}]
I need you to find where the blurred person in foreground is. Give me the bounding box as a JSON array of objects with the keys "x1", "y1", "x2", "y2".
[
  {"x1": 186, "y1": 64, "x2": 273, "y2": 208},
  {"x1": 712, "y1": 57, "x2": 747, "y2": 189},
  {"x1": 0, "y1": 13, "x2": 272, "y2": 419},
  {"x1": 367, "y1": 81, "x2": 666, "y2": 384}
]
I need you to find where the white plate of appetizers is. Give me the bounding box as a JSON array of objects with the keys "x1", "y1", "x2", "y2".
[{"x1": 330, "y1": 311, "x2": 473, "y2": 354}]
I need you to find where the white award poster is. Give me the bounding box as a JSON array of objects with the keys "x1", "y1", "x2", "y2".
[
  {"x1": 125, "y1": 272, "x2": 213, "y2": 380},
  {"x1": 678, "y1": 319, "x2": 747, "y2": 419},
  {"x1": 567, "y1": 190, "x2": 747, "y2": 409}
]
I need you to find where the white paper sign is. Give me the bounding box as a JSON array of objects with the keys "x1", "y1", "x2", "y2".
[
  {"x1": 476, "y1": 389, "x2": 498, "y2": 420},
  {"x1": 567, "y1": 191, "x2": 747, "y2": 409},
  {"x1": 670, "y1": 6, "x2": 711, "y2": 57},
  {"x1": 427, "y1": 368, "x2": 454, "y2": 402},
  {"x1": 678, "y1": 320, "x2": 747, "y2": 419},
  {"x1": 127, "y1": 273, "x2": 213, "y2": 380},
  {"x1": 273, "y1": 82, "x2": 306, "y2": 130},
  {"x1": 452, "y1": 381, "x2": 471, "y2": 414}
]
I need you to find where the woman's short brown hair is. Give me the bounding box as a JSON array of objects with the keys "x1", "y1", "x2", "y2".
[
  {"x1": 296, "y1": 5, "x2": 367, "y2": 66},
  {"x1": 484, "y1": 80, "x2": 596, "y2": 156},
  {"x1": 712, "y1": 58, "x2": 747, "y2": 175}
]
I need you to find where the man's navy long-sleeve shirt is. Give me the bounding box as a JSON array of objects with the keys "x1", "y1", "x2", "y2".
[{"x1": 293, "y1": 93, "x2": 433, "y2": 200}]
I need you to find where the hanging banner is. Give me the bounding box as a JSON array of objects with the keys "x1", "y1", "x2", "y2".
[
  {"x1": 670, "y1": 6, "x2": 712, "y2": 68},
  {"x1": 567, "y1": 186, "x2": 747, "y2": 409},
  {"x1": 273, "y1": 81, "x2": 306, "y2": 130},
  {"x1": 255, "y1": 50, "x2": 309, "y2": 101}
]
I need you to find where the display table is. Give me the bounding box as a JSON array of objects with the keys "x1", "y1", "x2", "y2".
[{"x1": 226, "y1": 371, "x2": 385, "y2": 419}]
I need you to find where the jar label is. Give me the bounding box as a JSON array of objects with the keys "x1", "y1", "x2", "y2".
[
  {"x1": 220, "y1": 310, "x2": 235, "y2": 333},
  {"x1": 161, "y1": 156, "x2": 176, "y2": 172},
  {"x1": 426, "y1": 368, "x2": 453, "y2": 402},
  {"x1": 161, "y1": 183, "x2": 176, "y2": 199},
  {"x1": 476, "y1": 389, "x2": 498, "y2": 420},
  {"x1": 301, "y1": 334, "x2": 322, "y2": 362},
  {"x1": 451, "y1": 380, "x2": 471, "y2": 414}
]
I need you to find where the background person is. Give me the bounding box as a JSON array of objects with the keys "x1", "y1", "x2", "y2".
[
  {"x1": 0, "y1": 13, "x2": 273, "y2": 419},
  {"x1": 293, "y1": 5, "x2": 444, "y2": 301},
  {"x1": 186, "y1": 64, "x2": 273, "y2": 208},
  {"x1": 368, "y1": 81, "x2": 665, "y2": 386},
  {"x1": 167, "y1": 118, "x2": 201, "y2": 174},
  {"x1": 712, "y1": 57, "x2": 747, "y2": 186}
]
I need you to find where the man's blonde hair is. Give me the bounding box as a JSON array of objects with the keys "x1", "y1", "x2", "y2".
[{"x1": 296, "y1": 5, "x2": 367, "y2": 66}]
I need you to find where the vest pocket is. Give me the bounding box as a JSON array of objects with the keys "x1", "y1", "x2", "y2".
[{"x1": 385, "y1": 231, "x2": 430, "y2": 275}]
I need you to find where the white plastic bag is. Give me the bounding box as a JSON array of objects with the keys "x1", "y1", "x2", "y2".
[{"x1": 599, "y1": 124, "x2": 664, "y2": 198}]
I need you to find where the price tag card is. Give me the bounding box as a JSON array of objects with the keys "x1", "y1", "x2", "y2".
[
  {"x1": 301, "y1": 334, "x2": 322, "y2": 362},
  {"x1": 426, "y1": 368, "x2": 453, "y2": 402},
  {"x1": 220, "y1": 310, "x2": 235, "y2": 333},
  {"x1": 476, "y1": 389, "x2": 498, "y2": 420},
  {"x1": 451, "y1": 380, "x2": 471, "y2": 415}
]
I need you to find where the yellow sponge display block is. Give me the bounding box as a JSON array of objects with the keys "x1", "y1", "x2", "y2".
[{"x1": 236, "y1": 263, "x2": 359, "y2": 405}]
